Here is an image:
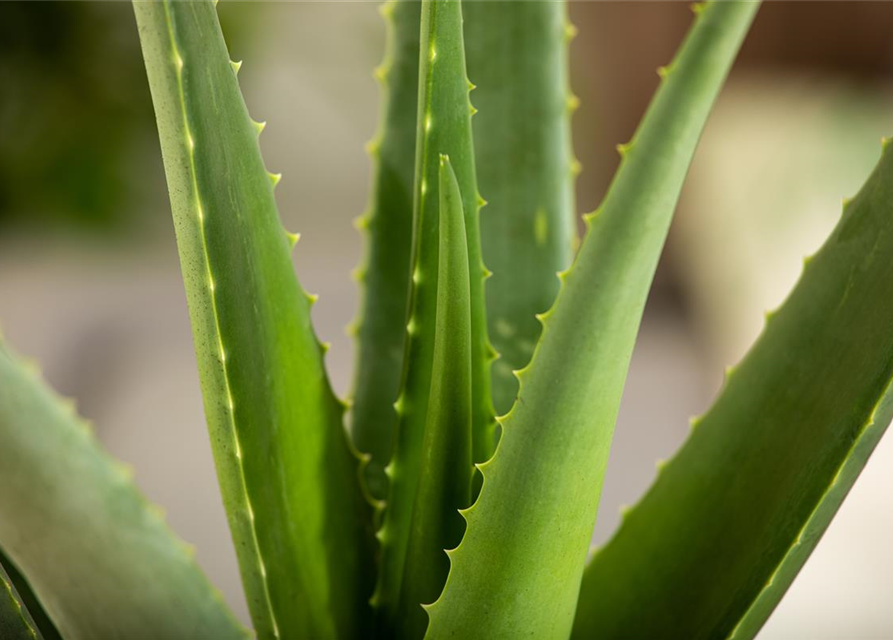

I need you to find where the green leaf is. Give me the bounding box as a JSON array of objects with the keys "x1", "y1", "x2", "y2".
[
  {"x1": 351, "y1": 0, "x2": 422, "y2": 500},
  {"x1": 133, "y1": 2, "x2": 374, "y2": 637},
  {"x1": 0, "y1": 551, "x2": 60, "y2": 640},
  {"x1": 0, "y1": 556, "x2": 40, "y2": 640},
  {"x1": 572, "y1": 139, "x2": 893, "y2": 640},
  {"x1": 396, "y1": 155, "x2": 474, "y2": 640},
  {"x1": 0, "y1": 344, "x2": 246, "y2": 640},
  {"x1": 424, "y1": 2, "x2": 760, "y2": 638},
  {"x1": 373, "y1": 0, "x2": 492, "y2": 633},
  {"x1": 464, "y1": 0, "x2": 578, "y2": 416}
]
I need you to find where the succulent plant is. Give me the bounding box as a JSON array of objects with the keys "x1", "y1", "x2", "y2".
[{"x1": 2, "y1": 0, "x2": 892, "y2": 638}]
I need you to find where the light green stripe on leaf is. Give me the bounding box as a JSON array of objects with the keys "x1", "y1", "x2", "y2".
[
  {"x1": 0, "y1": 557, "x2": 39, "y2": 640},
  {"x1": 133, "y1": 2, "x2": 374, "y2": 638},
  {"x1": 573, "y1": 138, "x2": 893, "y2": 640},
  {"x1": 373, "y1": 0, "x2": 492, "y2": 634},
  {"x1": 351, "y1": 0, "x2": 422, "y2": 500},
  {"x1": 424, "y1": 2, "x2": 759, "y2": 638},
  {"x1": 0, "y1": 344, "x2": 246, "y2": 640},
  {"x1": 0, "y1": 551, "x2": 60, "y2": 640},
  {"x1": 464, "y1": 0, "x2": 578, "y2": 416}
]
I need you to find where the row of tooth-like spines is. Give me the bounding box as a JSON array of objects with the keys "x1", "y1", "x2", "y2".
[
  {"x1": 576, "y1": 0, "x2": 714, "y2": 231},
  {"x1": 229, "y1": 56, "x2": 298, "y2": 254},
  {"x1": 16, "y1": 353, "x2": 206, "y2": 568},
  {"x1": 445, "y1": 7, "x2": 881, "y2": 611},
  {"x1": 563, "y1": 10, "x2": 582, "y2": 183},
  {"x1": 590, "y1": 142, "x2": 882, "y2": 548},
  {"x1": 229, "y1": 55, "x2": 335, "y2": 376}
]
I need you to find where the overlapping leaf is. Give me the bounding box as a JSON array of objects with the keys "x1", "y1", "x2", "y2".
[
  {"x1": 464, "y1": 0, "x2": 578, "y2": 416},
  {"x1": 372, "y1": 0, "x2": 492, "y2": 635},
  {"x1": 425, "y1": 3, "x2": 760, "y2": 637},
  {"x1": 573, "y1": 138, "x2": 893, "y2": 640}
]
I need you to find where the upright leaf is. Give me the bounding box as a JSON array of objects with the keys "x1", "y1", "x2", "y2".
[
  {"x1": 425, "y1": 3, "x2": 760, "y2": 638},
  {"x1": 0, "y1": 344, "x2": 246, "y2": 640},
  {"x1": 396, "y1": 156, "x2": 473, "y2": 640},
  {"x1": 373, "y1": 0, "x2": 492, "y2": 633},
  {"x1": 464, "y1": 0, "x2": 578, "y2": 416},
  {"x1": 0, "y1": 557, "x2": 40, "y2": 640},
  {"x1": 572, "y1": 139, "x2": 893, "y2": 639},
  {"x1": 133, "y1": 2, "x2": 374, "y2": 637},
  {"x1": 351, "y1": 0, "x2": 421, "y2": 499}
]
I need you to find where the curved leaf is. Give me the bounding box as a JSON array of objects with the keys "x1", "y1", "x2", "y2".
[
  {"x1": 424, "y1": 3, "x2": 760, "y2": 638},
  {"x1": 0, "y1": 344, "x2": 246, "y2": 640},
  {"x1": 572, "y1": 139, "x2": 893, "y2": 639},
  {"x1": 133, "y1": 2, "x2": 374, "y2": 637}
]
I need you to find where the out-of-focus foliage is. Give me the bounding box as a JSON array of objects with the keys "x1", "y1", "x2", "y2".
[{"x1": 0, "y1": 1, "x2": 258, "y2": 231}]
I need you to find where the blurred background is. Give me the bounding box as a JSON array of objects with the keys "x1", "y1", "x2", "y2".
[{"x1": 1, "y1": 2, "x2": 893, "y2": 637}]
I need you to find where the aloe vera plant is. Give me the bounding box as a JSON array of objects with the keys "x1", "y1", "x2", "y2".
[{"x1": 2, "y1": 0, "x2": 893, "y2": 638}]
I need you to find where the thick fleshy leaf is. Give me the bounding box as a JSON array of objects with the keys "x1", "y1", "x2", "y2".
[
  {"x1": 424, "y1": 3, "x2": 760, "y2": 638},
  {"x1": 133, "y1": 2, "x2": 374, "y2": 637},
  {"x1": 396, "y1": 156, "x2": 473, "y2": 639},
  {"x1": 572, "y1": 138, "x2": 893, "y2": 639},
  {"x1": 350, "y1": 0, "x2": 422, "y2": 499},
  {"x1": 373, "y1": 0, "x2": 493, "y2": 634},
  {"x1": 464, "y1": 0, "x2": 578, "y2": 416},
  {"x1": 0, "y1": 344, "x2": 246, "y2": 640}
]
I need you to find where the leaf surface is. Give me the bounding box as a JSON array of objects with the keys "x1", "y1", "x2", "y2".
[
  {"x1": 464, "y1": 0, "x2": 578, "y2": 416},
  {"x1": 351, "y1": 0, "x2": 422, "y2": 499},
  {"x1": 133, "y1": 2, "x2": 374, "y2": 637},
  {"x1": 373, "y1": 0, "x2": 493, "y2": 634},
  {"x1": 424, "y1": 2, "x2": 760, "y2": 638},
  {"x1": 396, "y1": 156, "x2": 474, "y2": 639},
  {"x1": 572, "y1": 139, "x2": 893, "y2": 640},
  {"x1": 0, "y1": 344, "x2": 246, "y2": 640}
]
